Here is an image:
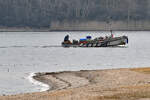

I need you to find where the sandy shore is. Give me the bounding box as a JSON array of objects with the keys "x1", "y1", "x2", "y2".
[{"x1": 1, "y1": 67, "x2": 150, "y2": 100}]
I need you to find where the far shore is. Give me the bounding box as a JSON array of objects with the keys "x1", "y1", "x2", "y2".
[
  {"x1": 1, "y1": 27, "x2": 150, "y2": 32},
  {"x1": 1, "y1": 67, "x2": 150, "y2": 100}
]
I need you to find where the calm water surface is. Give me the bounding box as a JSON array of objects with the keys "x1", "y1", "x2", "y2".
[{"x1": 0, "y1": 31, "x2": 150, "y2": 95}]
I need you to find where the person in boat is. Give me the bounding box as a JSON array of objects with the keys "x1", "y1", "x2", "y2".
[
  {"x1": 64, "y1": 35, "x2": 71, "y2": 44},
  {"x1": 64, "y1": 35, "x2": 69, "y2": 42},
  {"x1": 110, "y1": 30, "x2": 114, "y2": 38}
]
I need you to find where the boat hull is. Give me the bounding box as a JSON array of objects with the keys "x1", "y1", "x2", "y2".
[{"x1": 62, "y1": 36, "x2": 128, "y2": 47}]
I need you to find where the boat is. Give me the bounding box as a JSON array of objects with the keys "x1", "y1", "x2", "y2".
[{"x1": 62, "y1": 34, "x2": 128, "y2": 47}]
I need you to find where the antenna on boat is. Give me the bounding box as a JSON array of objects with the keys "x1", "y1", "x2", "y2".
[{"x1": 110, "y1": 30, "x2": 112, "y2": 34}]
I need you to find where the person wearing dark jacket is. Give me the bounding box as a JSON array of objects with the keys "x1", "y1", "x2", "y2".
[{"x1": 64, "y1": 35, "x2": 69, "y2": 42}]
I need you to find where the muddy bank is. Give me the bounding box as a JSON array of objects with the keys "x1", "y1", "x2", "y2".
[
  {"x1": 2, "y1": 68, "x2": 150, "y2": 100},
  {"x1": 34, "y1": 68, "x2": 150, "y2": 92}
]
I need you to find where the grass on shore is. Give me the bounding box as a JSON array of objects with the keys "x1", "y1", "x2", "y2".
[
  {"x1": 99, "y1": 67, "x2": 150, "y2": 100},
  {"x1": 97, "y1": 85, "x2": 150, "y2": 100},
  {"x1": 101, "y1": 91, "x2": 150, "y2": 100},
  {"x1": 130, "y1": 67, "x2": 150, "y2": 74}
]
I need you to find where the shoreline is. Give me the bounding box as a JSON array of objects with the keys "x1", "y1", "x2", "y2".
[
  {"x1": 32, "y1": 68, "x2": 150, "y2": 92},
  {"x1": 33, "y1": 70, "x2": 93, "y2": 91},
  {"x1": 27, "y1": 73, "x2": 50, "y2": 92},
  {"x1": 1, "y1": 27, "x2": 150, "y2": 32},
  {"x1": 2, "y1": 67, "x2": 150, "y2": 100}
]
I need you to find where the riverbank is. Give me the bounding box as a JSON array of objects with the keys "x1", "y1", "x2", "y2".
[
  {"x1": 0, "y1": 27, "x2": 50, "y2": 32},
  {"x1": 1, "y1": 67, "x2": 150, "y2": 100},
  {"x1": 1, "y1": 26, "x2": 150, "y2": 32}
]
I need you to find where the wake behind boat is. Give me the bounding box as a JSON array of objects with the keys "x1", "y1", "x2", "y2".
[{"x1": 62, "y1": 34, "x2": 128, "y2": 47}]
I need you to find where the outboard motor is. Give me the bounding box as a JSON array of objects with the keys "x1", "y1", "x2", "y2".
[{"x1": 123, "y1": 36, "x2": 128, "y2": 44}]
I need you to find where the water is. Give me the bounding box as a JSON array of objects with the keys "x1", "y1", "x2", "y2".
[{"x1": 0, "y1": 31, "x2": 150, "y2": 95}]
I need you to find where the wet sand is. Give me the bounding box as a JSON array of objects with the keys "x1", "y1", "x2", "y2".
[{"x1": 1, "y1": 67, "x2": 150, "y2": 100}]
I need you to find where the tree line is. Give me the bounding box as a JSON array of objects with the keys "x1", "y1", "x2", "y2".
[{"x1": 0, "y1": 0, "x2": 149, "y2": 28}]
